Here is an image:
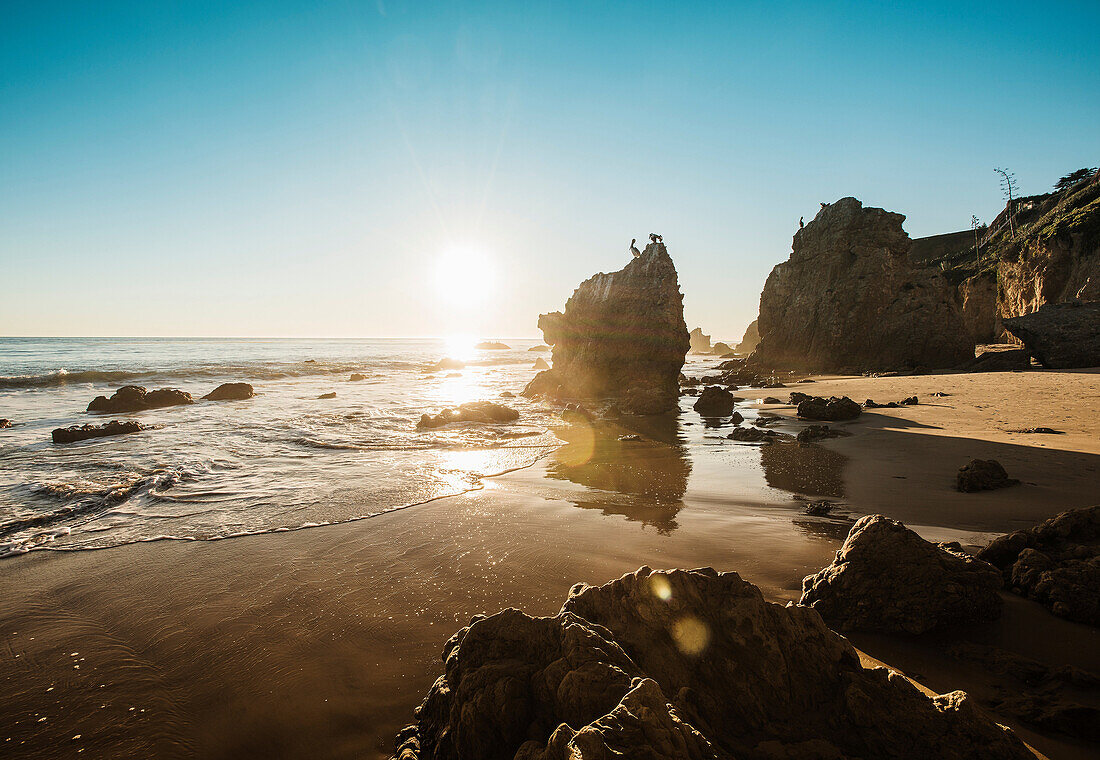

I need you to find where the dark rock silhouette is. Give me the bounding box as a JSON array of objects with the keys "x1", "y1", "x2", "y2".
[
  {"x1": 800, "y1": 515, "x2": 1003, "y2": 634},
  {"x1": 0, "y1": 419, "x2": 11, "y2": 429},
  {"x1": 475, "y1": 341, "x2": 511, "y2": 350},
  {"x1": 796, "y1": 395, "x2": 861, "y2": 421},
  {"x1": 318, "y1": 392, "x2": 336, "y2": 399},
  {"x1": 796, "y1": 424, "x2": 847, "y2": 443},
  {"x1": 202, "y1": 382, "x2": 254, "y2": 401},
  {"x1": 751, "y1": 198, "x2": 973, "y2": 372},
  {"x1": 417, "y1": 402, "x2": 519, "y2": 429},
  {"x1": 527, "y1": 345, "x2": 550, "y2": 352},
  {"x1": 1003, "y1": 300, "x2": 1100, "y2": 369},
  {"x1": 532, "y1": 357, "x2": 550, "y2": 370},
  {"x1": 393, "y1": 566, "x2": 1033, "y2": 760},
  {"x1": 711, "y1": 341, "x2": 733, "y2": 355},
  {"x1": 53, "y1": 420, "x2": 148, "y2": 444},
  {"x1": 957, "y1": 459, "x2": 1019, "y2": 492},
  {"x1": 962, "y1": 348, "x2": 1032, "y2": 372},
  {"x1": 979, "y1": 505, "x2": 1100, "y2": 626},
  {"x1": 692, "y1": 385, "x2": 734, "y2": 417},
  {"x1": 523, "y1": 242, "x2": 689, "y2": 415},
  {"x1": 736, "y1": 318, "x2": 760, "y2": 354},
  {"x1": 87, "y1": 386, "x2": 193, "y2": 413}
]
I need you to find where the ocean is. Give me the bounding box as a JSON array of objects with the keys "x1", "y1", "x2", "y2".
[{"x1": 0, "y1": 337, "x2": 566, "y2": 556}]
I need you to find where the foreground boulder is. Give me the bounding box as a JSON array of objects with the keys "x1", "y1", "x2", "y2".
[
  {"x1": 800, "y1": 515, "x2": 1003, "y2": 634},
  {"x1": 957, "y1": 459, "x2": 1019, "y2": 492},
  {"x1": 796, "y1": 395, "x2": 861, "y2": 421},
  {"x1": 751, "y1": 198, "x2": 973, "y2": 372},
  {"x1": 692, "y1": 385, "x2": 735, "y2": 417},
  {"x1": 394, "y1": 566, "x2": 1032, "y2": 760},
  {"x1": 979, "y1": 505, "x2": 1100, "y2": 626},
  {"x1": 87, "y1": 385, "x2": 193, "y2": 413},
  {"x1": 202, "y1": 382, "x2": 254, "y2": 401},
  {"x1": 417, "y1": 401, "x2": 519, "y2": 429},
  {"x1": 1003, "y1": 300, "x2": 1100, "y2": 369},
  {"x1": 53, "y1": 420, "x2": 148, "y2": 444},
  {"x1": 523, "y1": 242, "x2": 689, "y2": 414}
]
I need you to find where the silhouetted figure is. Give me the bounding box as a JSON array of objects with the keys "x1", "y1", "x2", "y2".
[
  {"x1": 799, "y1": 217, "x2": 804, "y2": 229},
  {"x1": 630, "y1": 238, "x2": 641, "y2": 258},
  {"x1": 649, "y1": 233, "x2": 663, "y2": 244},
  {"x1": 820, "y1": 202, "x2": 827, "y2": 209}
]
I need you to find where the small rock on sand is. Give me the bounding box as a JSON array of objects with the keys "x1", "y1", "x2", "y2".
[{"x1": 956, "y1": 459, "x2": 1020, "y2": 492}]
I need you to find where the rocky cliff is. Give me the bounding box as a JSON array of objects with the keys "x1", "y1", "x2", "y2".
[
  {"x1": 735, "y1": 318, "x2": 759, "y2": 353},
  {"x1": 523, "y1": 242, "x2": 689, "y2": 414},
  {"x1": 750, "y1": 198, "x2": 974, "y2": 373}
]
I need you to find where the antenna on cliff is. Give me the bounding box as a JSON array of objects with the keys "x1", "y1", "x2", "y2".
[
  {"x1": 971, "y1": 215, "x2": 982, "y2": 265},
  {"x1": 994, "y1": 167, "x2": 1018, "y2": 238}
]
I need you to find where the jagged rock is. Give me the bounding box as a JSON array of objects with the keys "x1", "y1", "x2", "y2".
[
  {"x1": 692, "y1": 386, "x2": 734, "y2": 417},
  {"x1": 417, "y1": 402, "x2": 519, "y2": 429},
  {"x1": 476, "y1": 341, "x2": 511, "y2": 350},
  {"x1": 689, "y1": 327, "x2": 712, "y2": 353},
  {"x1": 751, "y1": 198, "x2": 973, "y2": 372},
  {"x1": 350, "y1": 373, "x2": 367, "y2": 381},
  {"x1": 961, "y1": 348, "x2": 1031, "y2": 372},
  {"x1": 957, "y1": 459, "x2": 1019, "y2": 492},
  {"x1": 864, "y1": 396, "x2": 918, "y2": 408},
  {"x1": 528, "y1": 345, "x2": 550, "y2": 352},
  {"x1": 523, "y1": 242, "x2": 689, "y2": 414},
  {"x1": 796, "y1": 425, "x2": 847, "y2": 443},
  {"x1": 86, "y1": 385, "x2": 193, "y2": 413},
  {"x1": 711, "y1": 342, "x2": 733, "y2": 355},
  {"x1": 1003, "y1": 300, "x2": 1100, "y2": 369},
  {"x1": 394, "y1": 566, "x2": 1033, "y2": 760},
  {"x1": 431, "y1": 358, "x2": 465, "y2": 372},
  {"x1": 800, "y1": 515, "x2": 1003, "y2": 634},
  {"x1": 1008, "y1": 426, "x2": 1062, "y2": 434},
  {"x1": 979, "y1": 505, "x2": 1100, "y2": 626},
  {"x1": 202, "y1": 382, "x2": 254, "y2": 401},
  {"x1": 803, "y1": 500, "x2": 838, "y2": 516},
  {"x1": 788, "y1": 391, "x2": 811, "y2": 405},
  {"x1": 736, "y1": 319, "x2": 759, "y2": 354},
  {"x1": 726, "y1": 426, "x2": 769, "y2": 442},
  {"x1": 318, "y1": 392, "x2": 336, "y2": 399},
  {"x1": 730, "y1": 411, "x2": 743, "y2": 425},
  {"x1": 533, "y1": 357, "x2": 550, "y2": 370},
  {"x1": 52, "y1": 420, "x2": 148, "y2": 444},
  {"x1": 796, "y1": 395, "x2": 861, "y2": 421}
]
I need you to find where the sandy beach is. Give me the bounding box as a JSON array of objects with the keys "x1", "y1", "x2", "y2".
[{"x1": 2, "y1": 368, "x2": 1098, "y2": 759}]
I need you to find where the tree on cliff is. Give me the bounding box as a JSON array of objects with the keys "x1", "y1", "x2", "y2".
[{"x1": 1054, "y1": 167, "x2": 1097, "y2": 193}]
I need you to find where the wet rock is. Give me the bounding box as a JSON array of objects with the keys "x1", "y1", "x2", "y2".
[
  {"x1": 0, "y1": 419, "x2": 11, "y2": 429},
  {"x1": 726, "y1": 426, "x2": 769, "y2": 442},
  {"x1": 692, "y1": 386, "x2": 734, "y2": 417},
  {"x1": 533, "y1": 357, "x2": 550, "y2": 370},
  {"x1": 689, "y1": 327, "x2": 712, "y2": 353},
  {"x1": 1003, "y1": 300, "x2": 1100, "y2": 369},
  {"x1": 476, "y1": 341, "x2": 511, "y2": 350},
  {"x1": 87, "y1": 385, "x2": 193, "y2": 413},
  {"x1": 730, "y1": 411, "x2": 743, "y2": 425},
  {"x1": 394, "y1": 566, "x2": 1033, "y2": 760},
  {"x1": 804, "y1": 500, "x2": 837, "y2": 516},
  {"x1": 499, "y1": 391, "x2": 515, "y2": 398},
  {"x1": 202, "y1": 382, "x2": 255, "y2": 401},
  {"x1": 350, "y1": 373, "x2": 367, "y2": 381},
  {"x1": 417, "y1": 402, "x2": 519, "y2": 429},
  {"x1": 796, "y1": 424, "x2": 847, "y2": 443},
  {"x1": 561, "y1": 404, "x2": 594, "y2": 425},
  {"x1": 762, "y1": 396, "x2": 781, "y2": 404},
  {"x1": 956, "y1": 459, "x2": 1020, "y2": 492},
  {"x1": 789, "y1": 391, "x2": 811, "y2": 405},
  {"x1": 962, "y1": 348, "x2": 1032, "y2": 372},
  {"x1": 528, "y1": 345, "x2": 550, "y2": 352},
  {"x1": 979, "y1": 505, "x2": 1100, "y2": 626},
  {"x1": 53, "y1": 420, "x2": 148, "y2": 444},
  {"x1": 800, "y1": 515, "x2": 1003, "y2": 634},
  {"x1": 864, "y1": 396, "x2": 918, "y2": 408},
  {"x1": 796, "y1": 395, "x2": 861, "y2": 421},
  {"x1": 523, "y1": 242, "x2": 689, "y2": 415},
  {"x1": 751, "y1": 198, "x2": 973, "y2": 373},
  {"x1": 318, "y1": 392, "x2": 337, "y2": 399}
]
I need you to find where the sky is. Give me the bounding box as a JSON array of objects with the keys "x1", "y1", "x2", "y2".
[{"x1": 2, "y1": 0, "x2": 1098, "y2": 339}]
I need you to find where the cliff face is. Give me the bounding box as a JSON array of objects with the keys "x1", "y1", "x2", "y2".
[
  {"x1": 750, "y1": 198, "x2": 973, "y2": 373},
  {"x1": 735, "y1": 318, "x2": 759, "y2": 353},
  {"x1": 523, "y1": 242, "x2": 689, "y2": 414}
]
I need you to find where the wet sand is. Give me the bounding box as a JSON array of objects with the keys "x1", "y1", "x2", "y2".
[{"x1": 2, "y1": 369, "x2": 1098, "y2": 759}]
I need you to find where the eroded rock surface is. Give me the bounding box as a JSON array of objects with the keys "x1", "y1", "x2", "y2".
[
  {"x1": 395, "y1": 566, "x2": 1032, "y2": 760},
  {"x1": 52, "y1": 420, "x2": 149, "y2": 444},
  {"x1": 202, "y1": 382, "x2": 255, "y2": 401},
  {"x1": 979, "y1": 505, "x2": 1100, "y2": 626},
  {"x1": 751, "y1": 198, "x2": 973, "y2": 372},
  {"x1": 87, "y1": 385, "x2": 193, "y2": 413},
  {"x1": 523, "y1": 242, "x2": 689, "y2": 415},
  {"x1": 417, "y1": 401, "x2": 519, "y2": 429},
  {"x1": 800, "y1": 515, "x2": 1003, "y2": 633},
  {"x1": 1003, "y1": 300, "x2": 1100, "y2": 369},
  {"x1": 796, "y1": 395, "x2": 861, "y2": 421}
]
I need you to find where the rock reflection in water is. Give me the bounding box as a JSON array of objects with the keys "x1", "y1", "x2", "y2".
[
  {"x1": 546, "y1": 416, "x2": 690, "y2": 533},
  {"x1": 759, "y1": 441, "x2": 846, "y2": 498}
]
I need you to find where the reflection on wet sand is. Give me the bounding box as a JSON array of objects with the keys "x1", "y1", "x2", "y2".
[
  {"x1": 792, "y1": 517, "x2": 856, "y2": 542},
  {"x1": 760, "y1": 441, "x2": 846, "y2": 498},
  {"x1": 546, "y1": 416, "x2": 690, "y2": 533}
]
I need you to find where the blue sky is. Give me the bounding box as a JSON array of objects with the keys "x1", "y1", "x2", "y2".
[{"x1": 2, "y1": 0, "x2": 1097, "y2": 338}]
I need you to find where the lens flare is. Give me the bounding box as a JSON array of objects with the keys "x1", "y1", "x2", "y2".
[{"x1": 671, "y1": 615, "x2": 709, "y2": 656}]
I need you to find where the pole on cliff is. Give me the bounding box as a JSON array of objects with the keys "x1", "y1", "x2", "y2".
[{"x1": 994, "y1": 168, "x2": 1018, "y2": 239}]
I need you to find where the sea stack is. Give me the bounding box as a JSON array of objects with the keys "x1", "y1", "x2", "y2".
[
  {"x1": 523, "y1": 241, "x2": 690, "y2": 414},
  {"x1": 751, "y1": 198, "x2": 973, "y2": 372}
]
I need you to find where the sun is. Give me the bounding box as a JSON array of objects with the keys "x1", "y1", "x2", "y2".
[{"x1": 435, "y1": 245, "x2": 496, "y2": 305}]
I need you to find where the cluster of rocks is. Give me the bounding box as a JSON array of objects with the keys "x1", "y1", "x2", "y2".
[
  {"x1": 979, "y1": 505, "x2": 1099, "y2": 626},
  {"x1": 864, "y1": 396, "x2": 918, "y2": 408},
  {"x1": 87, "y1": 383, "x2": 255, "y2": 414},
  {"x1": 800, "y1": 515, "x2": 1004, "y2": 634},
  {"x1": 726, "y1": 426, "x2": 783, "y2": 443},
  {"x1": 957, "y1": 459, "x2": 1020, "y2": 492},
  {"x1": 52, "y1": 420, "x2": 149, "y2": 444},
  {"x1": 796, "y1": 424, "x2": 847, "y2": 443},
  {"x1": 792, "y1": 394, "x2": 862, "y2": 421},
  {"x1": 393, "y1": 566, "x2": 1034, "y2": 760},
  {"x1": 523, "y1": 241, "x2": 690, "y2": 414},
  {"x1": 416, "y1": 401, "x2": 519, "y2": 429}
]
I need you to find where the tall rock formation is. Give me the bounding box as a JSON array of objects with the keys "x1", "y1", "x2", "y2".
[
  {"x1": 523, "y1": 242, "x2": 689, "y2": 414},
  {"x1": 735, "y1": 318, "x2": 759, "y2": 353},
  {"x1": 688, "y1": 327, "x2": 711, "y2": 353},
  {"x1": 751, "y1": 198, "x2": 973, "y2": 373}
]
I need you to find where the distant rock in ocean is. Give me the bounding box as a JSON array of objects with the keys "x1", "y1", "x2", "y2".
[
  {"x1": 0, "y1": 419, "x2": 12, "y2": 429},
  {"x1": 523, "y1": 241, "x2": 689, "y2": 415},
  {"x1": 393, "y1": 566, "x2": 1033, "y2": 760},
  {"x1": 430, "y1": 358, "x2": 465, "y2": 372},
  {"x1": 87, "y1": 385, "x2": 193, "y2": 413},
  {"x1": 416, "y1": 401, "x2": 519, "y2": 429},
  {"x1": 689, "y1": 326, "x2": 711, "y2": 353},
  {"x1": 532, "y1": 357, "x2": 550, "y2": 370},
  {"x1": 202, "y1": 382, "x2": 255, "y2": 401},
  {"x1": 751, "y1": 198, "x2": 973, "y2": 372},
  {"x1": 475, "y1": 341, "x2": 510, "y2": 350},
  {"x1": 317, "y1": 392, "x2": 336, "y2": 399},
  {"x1": 53, "y1": 420, "x2": 149, "y2": 444},
  {"x1": 527, "y1": 344, "x2": 550, "y2": 352}
]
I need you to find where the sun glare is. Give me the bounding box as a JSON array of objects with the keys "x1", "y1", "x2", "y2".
[{"x1": 435, "y1": 245, "x2": 495, "y2": 305}]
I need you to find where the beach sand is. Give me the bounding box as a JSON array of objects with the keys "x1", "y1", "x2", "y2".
[{"x1": 1, "y1": 369, "x2": 1098, "y2": 759}]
